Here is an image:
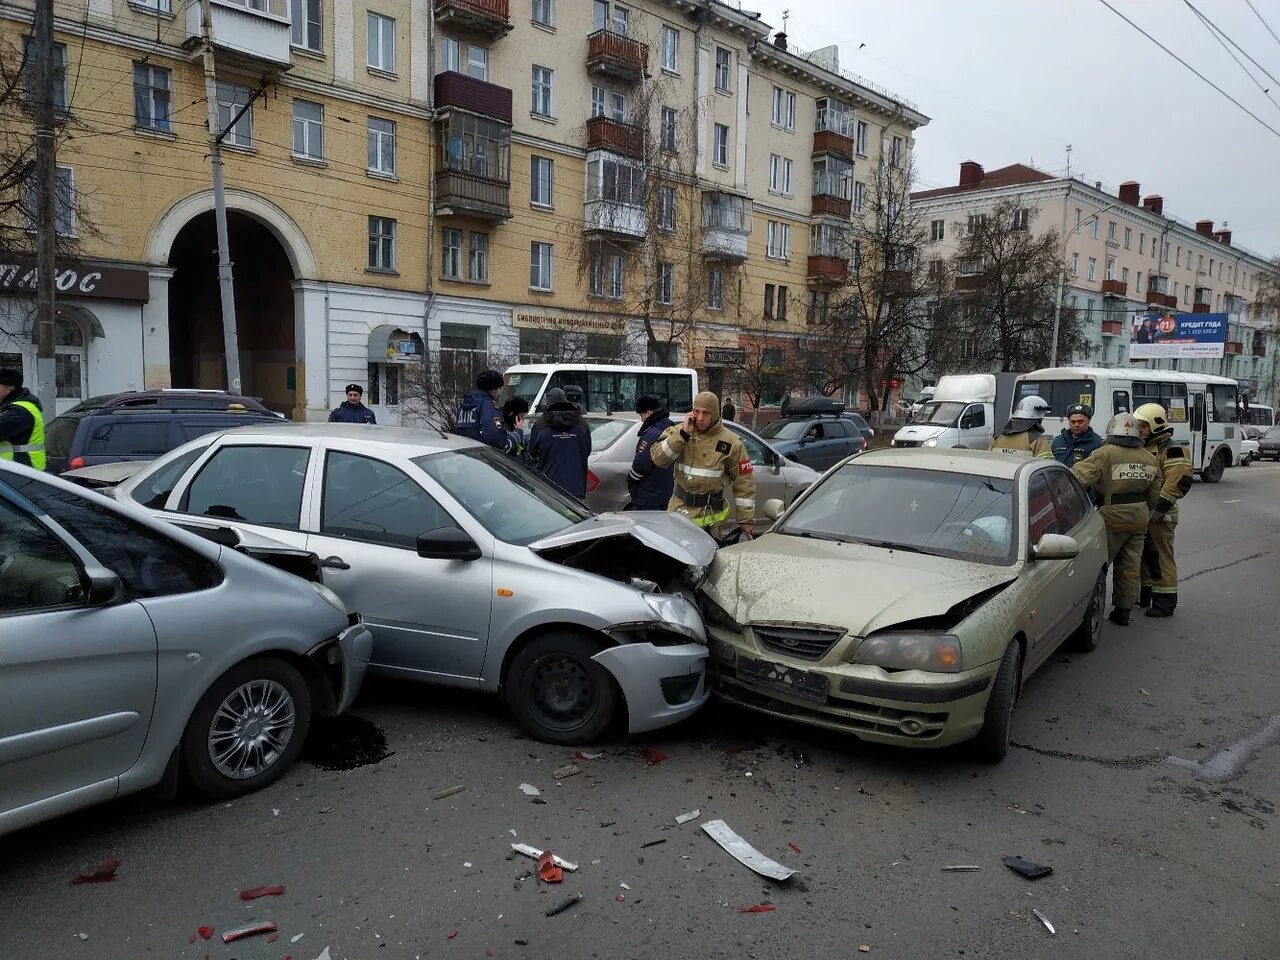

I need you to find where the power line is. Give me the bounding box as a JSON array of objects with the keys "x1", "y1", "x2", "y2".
[
  {"x1": 1181, "y1": 0, "x2": 1280, "y2": 110},
  {"x1": 1093, "y1": 0, "x2": 1280, "y2": 139},
  {"x1": 1244, "y1": 0, "x2": 1280, "y2": 53}
]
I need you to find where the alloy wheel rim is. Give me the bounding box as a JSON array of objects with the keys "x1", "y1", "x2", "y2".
[{"x1": 207, "y1": 679, "x2": 296, "y2": 780}]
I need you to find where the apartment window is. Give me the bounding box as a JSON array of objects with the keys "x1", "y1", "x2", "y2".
[
  {"x1": 292, "y1": 100, "x2": 324, "y2": 159},
  {"x1": 469, "y1": 232, "x2": 489, "y2": 282},
  {"x1": 713, "y1": 123, "x2": 729, "y2": 166},
  {"x1": 1075, "y1": 208, "x2": 1082, "y2": 227},
  {"x1": 1123, "y1": 226, "x2": 1132, "y2": 250},
  {"x1": 1088, "y1": 217, "x2": 1098, "y2": 239},
  {"x1": 609, "y1": 90, "x2": 627, "y2": 120},
  {"x1": 367, "y1": 13, "x2": 396, "y2": 73},
  {"x1": 466, "y1": 44, "x2": 489, "y2": 81},
  {"x1": 1139, "y1": 232, "x2": 1145, "y2": 254},
  {"x1": 660, "y1": 25, "x2": 679, "y2": 71},
  {"x1": 441, "y1": 228, "x2": 463, "y2": 279},
  {"x1": 531, "y1": 65, "x2": 554, "y2": 117},
  {"x1": 1209, "y1": 257, "x2": 1215, "y2": 274},
  {"x1": 855, "y1": 119, "x2": 868, "y2": 155},
  {"x1": 1106, "y1": 256, "x2": 1116, "y2": 281},
  {"x1": 660, "y1": 106, "x2": 678, "y2": 152},
  {"x1": 766, "y1": 221, "x2": 790, "y2": 260},
  {"x1": 657, "y1": 262, "x2": 675, "y2": 305},
  {"x1": 608, "y1": 254, "x2": 624, "y2": 298},
  {"x1": 887, "y1": 198, "x2": 902, "y2": 223},
  {"x1": 966, "y1": 213, "x2": 986, "y2": 235},
  {"x1": 1011, "y1": 208, "x2": 1029, "y2": 231},
  {"x1": 215, "y1": 82, "x2": 253, "y2": 147},
  {"x1": 530, "y1": 241, "x2": 553, "y2": 290},
  {"x1": 586, "y1": 155, "x2": 643, "y2": 206},
  {"x1": 851, "y1": 240, "x2": 861, "y2": 271},
  {"x1": 367, "y1": 117, "x2": 396, "y2": 174},
  {"x1": 771, "y1": 87, "x2": 796, "y2": 130},
  {"x1": 1164, "y1": 242, "x2": 1170, "y2": 262},
  {"x1": 1087, "y1": 257, "x2": 1097, "y2": 281},
  {"x1": 890, "y1": 135, "x2": 903, "y2": 168},
  {"x1": 1137, "y1": 271, "x2": 1143, "y2": 294},
  {"x1": 658, "y1": 185, "x2": 676, "y2": 232},
  {"x1": 291, "y1": 0, "x2": 321, "y2": 50},
  {"x1": 707, "y1": 267, "x2": 724, "y2": 310},
  {"x1": 532, "y1": 0, "x2": 553, "y2": 28},
  {"x1": 853, "y1": 181, "x2": 867, "y2": 213},
  {"x1": 132, "y1": 63, "x2": 171, "y2": 131},
  {"x1": 764, "y1": 283, "x2": 775, "y2": 318},
  {"x1": 440, "y1": 36, "x2": 460, "y2": 72},
  {"x1": 808, "y1": 290, "x2": 829, "y2": 324},
  {"x1": 714, "y1": 47, "x2": 731, "y2": 92},
  {"x1": 1071, "y1": 252, "x2": 1079, "y2": 276},
  {"x1": 25, "y1": 40, "x2": 68, "y2": 110},
  {"x1": 812, "y1": 154, "x2": 852, "y2": 200},
  {"x1": 1175, "y1": 245, "x2": 1181, "y2": 266},
  {"x1": 768, "y1": 155, "x2": 792, "y2": 194},
  {"x1": 1122, "y1": 266, "x2": 1130, "y2": 284},
  {"x1": 1198, "y1": 254, "x2": 1204, "y2": 273},
  {"x1": 530, "y1": 156, "x2": 553, "y2": 206},
  {"x1": 776, "y1": 285, "x2": 788, "y2": 321},
  {"x1": 368, "y1": 216, "x2": 396, "y2": 271},
  {"x1": 590, "y1": 85, "x2": 605, "y2": 117},
  {"x1": 26, "y1": 166, "x2": 76, "y2": 236},
  {"x1": 1183, "y1": 284, "x2": 1190, "y2": 303},
  {"x1": 1107, "y1": 220, "x2": 1116, "y2": 241}
]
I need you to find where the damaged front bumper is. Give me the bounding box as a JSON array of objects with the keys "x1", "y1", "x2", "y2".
[
  {"x1": 309, "y1": 617, "x2": 374, "y2": 715},
  {"x1": 593, "y1": 641, "x2": 709, "y2": 734}
]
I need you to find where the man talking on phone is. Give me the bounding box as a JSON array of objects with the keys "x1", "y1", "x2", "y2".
[{"x1": 649, "y1": 390, "x2": 756, "y2": 542}]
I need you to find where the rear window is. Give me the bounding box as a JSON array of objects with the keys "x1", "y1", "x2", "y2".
[
  {"x1": 86, "y1": 419, "x2": 172, "y2": 457},
  {"x1": 44, "y1": 415, "x2": 82, "y2": 460},
  {"x1": 586, "y1": 418, "x2": 634, "y2": 451}
]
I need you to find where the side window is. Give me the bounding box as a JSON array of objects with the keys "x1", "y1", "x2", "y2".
[
  {"x1": 1027, "y1": 471, "x2": 1060, "y2": 544},
  {"x1": 1191, "y1": 393, "x2": 1205, "y2": 431},
  {"x1": 321, "y1": 452, "x2": 455, "y2": 549},
  {"x1": 1046, "y1": 468, "x2": 1088, "y2": 531},
  {"x1": 11, "y1": 478, "x2": 220, "y2": 599},
  {"x1": 964, "y1": 404, "x2": 986, "y2": 427},
  {"x1": 1112, "y1": 390, "x2": 1130, "y2": 414},
  {"x1": 181, "y1": 445, "x2": 311, "y2": 528},
  {"x1": 129, "y1": 444, "x2": 210, "y2": 510},
  {"x1": 86, "y1": 419, "x2": 172, "y2": 457},
  {"x1": 0, "y1": 495, "x2": 82, "y2": 613},
  {"x1": 806, "y1": 423, "x2": 825, "y2": 440},
  {"x1": 731, "y1": 428, "x2": 769, "y2": 466}
]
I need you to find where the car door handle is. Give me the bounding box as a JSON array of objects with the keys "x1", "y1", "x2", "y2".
[{"x1": 321, "y1": 556, "x2": 351, "y2": 571}]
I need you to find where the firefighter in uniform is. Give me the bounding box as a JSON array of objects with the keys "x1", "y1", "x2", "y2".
[
  {"x1": 1071, "y1": 413, "x2": 1161, "y2": 626},
  {"x1": 1134, "y1": 402, "x2": 1193, "y2": 618},
  {"x1": 649, "y1": 390, "x2": 756, "y2": 542},
  {"x1": 989, "y1": 395, "x2": 1055, "y2": 459},
  {"x1": 0, "y1": 368, "x2": 47, "y2": 471}
]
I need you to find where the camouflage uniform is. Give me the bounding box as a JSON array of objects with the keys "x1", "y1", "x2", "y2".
[{"x1": 1140, "y1": 434, "x2": 1193, "y2": 617}]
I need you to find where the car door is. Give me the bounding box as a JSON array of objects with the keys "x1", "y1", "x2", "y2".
[
  {"x1": 958, "y1": 403, "x2": 988, "y2": 449},
  {"x1": 304, "y1": 449, "x2": 493, "y2": 685},
  {"x1": 827, "y1": 419, "x2": 858, "y2": 462},
  {"x1": 0, "y1": 480, "x2": 158, "y2": 830},
  {"x1": 1020, "y1": 469, "x2": 1070, "y2": 669},
  {"x1": 726, "y1": 424, "x2": 784, "y2": 531},
  {"x1": 1046, "y1": 467, "x2": 1106, "y2": 627},
  {"x1": 794, "y1": 421, "x2": 829, "y2": 469}
]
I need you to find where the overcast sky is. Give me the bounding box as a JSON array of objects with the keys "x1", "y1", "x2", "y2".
[{"x1": 770, "y1": 0, "x2": 1280, "y2": 258}]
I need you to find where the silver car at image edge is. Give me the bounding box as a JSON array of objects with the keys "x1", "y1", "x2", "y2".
[{"x1": 0, "y1": 460, "x2": 373, "y2": 838}]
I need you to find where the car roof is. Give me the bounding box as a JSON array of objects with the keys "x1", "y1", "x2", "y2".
[
  {"x1": 852, "y1": 447, "x2": 1050, "y2": 480},
  {"x1": 208, "y1": 422, "x2": 475, "y2": 455}
]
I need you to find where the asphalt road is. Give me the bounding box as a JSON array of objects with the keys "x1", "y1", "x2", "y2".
[{"x1": 4, "y1": 463, "x2": 1279, "y2": 960}]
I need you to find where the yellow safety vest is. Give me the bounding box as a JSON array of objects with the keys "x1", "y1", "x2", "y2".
[{"x1": 0, "y1": 399, "x2": 47, "y2": 471}]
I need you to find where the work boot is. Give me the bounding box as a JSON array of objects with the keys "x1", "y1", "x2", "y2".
[
  {"x1": 1145, "y1": 594, "x2": 1177, "y2": 618},
  {"x1": 1138, "y1": 587, "x2": 1152, "y2": 608},
  {"x1": 1108, "y1": 608, "x2": 1130, "y2": 627}
]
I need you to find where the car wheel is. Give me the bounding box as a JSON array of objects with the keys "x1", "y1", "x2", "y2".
[
  {"x1": 1201, "y1": 450, "x2": 1227, "y2": 483},
  {"x1": 181, "y1": 657, "x2": 311, "y2": 800},
  {"x1": 1070, "y1": 569, "x2": 1106, "y2": 652},
  {"x1": 505, "y1": 632, "x2": 620, "y2": 745},
  {"x1": 1241, "y1": 454, "x2": 1252, "y2": 467},
  {"x1": 972, "y1": 641, "x2": 1020, "y2": 763}
]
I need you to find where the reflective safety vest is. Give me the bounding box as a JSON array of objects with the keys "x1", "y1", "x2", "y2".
[{"x1": 0, "y1": 399, "x2": 47, "y2": 471}]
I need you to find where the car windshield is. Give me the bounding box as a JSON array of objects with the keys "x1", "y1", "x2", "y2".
[
  {"x1": 585, "y1": 417, "x2": 635, "y2": 451},
  {"x1": 414, "y1": 447, "x2": 591, "y2": 546},
  {"x1": 501, "y1": 372, "x2": 547, "y2": 407},
  {"x1": 1266, "y1": 426, "x2": 1280, "y2": 440},
  {"x1": 911, "y1": 401, "x2": 967, "y2": 427},
  {"x1": 777, "y1": 463, "x2": 1018, "y2": 565},
  {"x1": 758, "y1": 419, "x2": 811, "y2": 440}
]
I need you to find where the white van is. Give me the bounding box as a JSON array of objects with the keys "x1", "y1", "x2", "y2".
[
  {"x1": 1241, "y1": 403, "x2": 1275, "y2": 430},
  {"x1": 892, "y1": 373, "x2": 1020, "y2": 449},
  {"x1": 503, "y1": 364, "x2": 698, "y2": 415}
]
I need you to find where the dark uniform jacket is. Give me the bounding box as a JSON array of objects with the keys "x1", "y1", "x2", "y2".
[
  {"x1": 628, "y1": 409, "x2": 675, "y2": 509},
  {"x1": 528, "y1": 402, "x2": 592, "y2": 498},
  {"x1": 1051, "y1": 427, "x2": 1103, "y2": 466},
  {"x1": 1071, "y1": 441, "x2": 1161, "y2": 534},
  {"x1": 455, "y1": 389, "x2": 517, "y2": 453},
  {"x1": 328, "y1": 401, "x2": 377, "y2": 424}
]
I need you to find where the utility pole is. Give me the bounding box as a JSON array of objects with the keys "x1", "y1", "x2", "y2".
[
  {"x1": 32, "y1": 0, "x2": 57, "y2": 412},
  {"x1": 199, "y1": 0, "x2": 242, "y2": 394}
]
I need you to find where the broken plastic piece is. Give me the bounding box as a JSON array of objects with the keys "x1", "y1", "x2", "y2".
[
  {"x1": 1032, "y1": 908, "x2": 1056, "y2": 935},
  {"x1": 738, "y1": 904, "x2": 776, "y2": 913},
  {"x1": 537, "y1": 851, "x2": 563, "y2": 884},
  {"x1": 575, "y1": 751, "x2": 602, "y2": 761},
  {"x1": 544, "y1": 894, "x2": 582, "y2": 917},
  {"x1": 619, "y1": 882, "x2": 631, "y2": 890},
  {"x1": 552, "y1": 764, "x2": 581, "y2": 779},
  {"x1": 267, "y1": 934, "x2": 279, "y2": 944},
  {"x1": 222, "y1": 922, "x2": 277, "y2": 944},
  {"x1": 941, "y1": 865, "x2": 981, "y2": 872},
  {"x1": 641, "y1": 838, "x2": 666, "y2": 848},
  {"x1": 615, "y1": 894, "x2": 625, "y2": 902},
  {"x1": 701, "y1": 819, "x2": 797, "y2": 881},
  {"x1": 787, "y1": 842, "x2": 802, "y2": 854},
  {"x1": 518, "y1": 783, "x2": 541, "y2": 797},
  {"x1": 432, "y1": 784, "x2": 467, "y2": 800},
  {"x1": 511, "y1": 844, "x2": 578, "y2": 872},
  {"x1": 447, "y1": 930, "x2": 458, "y2": 940},
  {"x1": 71, "y1": 858, "x2": 120, "y2": 885},
  {"x1": 675, "y1": 809, "x2": 700, "y2": 825},
  {"x1": 642, "y1": 747, "x2": 668, "y2": 764},
  {"x1": 858, "y1": 945, "x2": 871, "y2": 953},
  {"x1": 1002, "y1": 855, "x2": 1053, "y2": 880},
  {"x1": 312, "y1": 948, "x2": 332, "y2": 960},
  {"x1": 238, "y1": 885, "x2": 286, "y2": 901},
  {"x1": 197, "y1": 926, "x2": 214, "y2": 941}
]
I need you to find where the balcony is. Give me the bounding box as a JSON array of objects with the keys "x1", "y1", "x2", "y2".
[
  {"x1": 584, "y1": 200, "x2": 645, "y2": 240},
  {"x1": 435, "y1": 169, "x2": 510, "y2": 221},
  {"x1": 1101, "y1": 279, "x2": 1128, "y2": 297},
  {"x1": 1253, "y1": 339, "x2": 1266, "y2": 358},
  {"x1": 434, "y1": 71, "x2": 512, "y2": 123},
  {"x1": 807, "y1": 255, "x2": 847, "y2": 285},
  {"x1": 702, "y1": 193, "x2": 751, "y2": 263},
  {"x1": 184, "y1": 0, "x2": 291, "y2": 70},
  {"x1": 434, "y1": 0, "x2": 512, "y2": 40},
  {"x1": 884, "y1": 269, "x2": 914, "y2": 296},
  {"x1": 954, "y1": 274, "x2": 984, "y2": 292},
  {"x1": 1192, "y1": 302, "x2": 1212, "y2": 314},
  {"x1": 1145, "y1": 290, "x2": 1177, "y2": 309},
  {"x1": 586, "y1": 115, "x2": 643, "y2": 160},
  {"x1": 1193, "y1": 288, "x2": 1213, "y2": 313},
  {"x1": 812, "y1": 193, "x2": 851, "y2": 218},
  {"x1": 812, "y1": 128, "x2": 854, "y2": 159},
  {"x1": 1225, "y1": 341, "x2": 1243, "y2": 355},
  {"x1": 587, "y1": 29, "x2": 647, "y2": 84},
  {"x1": 1101, "y1": 319, "x2": 1125, "y2": 336}
]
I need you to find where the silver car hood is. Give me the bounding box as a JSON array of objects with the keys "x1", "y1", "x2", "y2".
[{"x1": 529, "y1": 511, "x2": 717, "y2": 569}]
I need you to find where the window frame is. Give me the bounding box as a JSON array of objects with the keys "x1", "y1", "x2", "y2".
[
  {"x1": 292, "y1": 99, "x2": 325, "y2": 160},
  {"x1": 657, "y1": 261, "x2": 675, "y2": 306},
  {"x1": 291, "y1": 0, "x2": 322, "y2": 50},
  {"x1": 367, "y1": 11, "x2": 397, "y2": 73},
  {"x1": 468, "y1": 231, "x2": 489, "y2": 283},
  {"x1": 178, "y1": 443, "x2": 313, "y2": 531},
  {"x1": 319, "y1": 451, "x2": 458, "y2": 550},
  {"x1": 531, "y1": 64, "x2": 554, "y2": 117},
  {"x1": 707, "y1": 266, "x2": 724, "y2": 310},
  {"x1": 714, "y1": 46, "x2": 732, "y2": 92},
  {"x1": 368, "y1": 215, "x2": 397, "y2": 271},
  {"x1": 215, "y1": 81, "x2": 253, "y2": 148},
  {"x1": 658, "y1": 184, "x2": 676, "y2": 233},
  {"x1": 532, "y1": 0, "x2": 553, "y2": 27},
  {"x1": 660, "y1": 105, "x2": 678, "y2": 152},
  {"x1": 367, "y1": 116, "x2": 396, "y2": 175},
  {"x1": 530, "y1": 241, "x2": 554, "y2": 291},
  {"x1": 530, "y1": 155, "x2": 554, "y2": 207},
  {"x1": 441, "y1": 227, "x2": 463, "y2": 280},
  {"x1": 660, "y1": 24, "x2": 679, "y2": 72},
  {"x1": 132, "y1": 61, "x2": 172, "y2": 132},
  {"x1": 713, "y1": 123, "x2": 729, "y2": 166}
]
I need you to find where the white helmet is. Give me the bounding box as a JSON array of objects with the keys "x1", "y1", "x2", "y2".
[
  {"x1": 1012, "y1": 395, "x2": 1051, "y2": 419},
  {"x1": 1105, "y1": 412, "x2": 1142, "y2": 444}
]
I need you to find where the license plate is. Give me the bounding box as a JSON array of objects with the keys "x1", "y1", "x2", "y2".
[{"x1": 736, "y1": 656, "x2": 828, "y2": 703}]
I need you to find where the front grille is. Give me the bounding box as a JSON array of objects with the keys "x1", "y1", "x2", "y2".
[
  {"x1": 753, "y1": 625, "x2": 843, "y2": 661},
  {"x1": 895, "y1": 440, "x2": 921, "y2": 448}
]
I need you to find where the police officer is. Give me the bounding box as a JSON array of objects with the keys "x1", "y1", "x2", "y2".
[
  {"x1": 0, "y1": 368, "x2": 46, "y2": 470},
  {"x1": 1051, "y1": 403, "x2": 1103, "y2": 466},
  {"x1": 501, "y1": 396, "x2": 531, "y2": 462},
  {"x1": 455, "y1": 369, "x2": 520, "y2": 454},
  {"x1": 1134, "y1": 403, "x2": 1193, "y2": 618},
  {"x1": 527, "y1": 387, "x2": 592, "y2": 498},
  {"x1": 990, "y1": 395, "x2": 1054, "y2": 459},
  {"x1": 328, "y1": 383, "x2": 377, "y2": 424},
  {"x1": 627, "y1": 394, "x2": 675, "y2": 510},
  {"x1": 649, "y1": 391, "x2": 756, "y2": 541},
  {"x1": 1071, "y1": 413, "x2": 1162, "y2": 626}
]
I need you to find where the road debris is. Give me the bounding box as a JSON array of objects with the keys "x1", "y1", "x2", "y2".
[
  {"x1": 544, "y1": 894, "x2": 582, "y2": 917},
  {"x1": 312, "y1": 948, "x2": 332, "y2": 960},
  {"x1": 239, "y1": 885, "x2": 287, "y2": 901},
  {"x1": 1001, "y1": 855, "x2": 1053, "y2": 880},
  {"x1": 519, "y1": 783, "x2": 541, "y2": 797},
  {"x1": 701, "y1": 820, "x2": 797, "y2": 881},
  {"x1": 1032, "y1": 908, "x2": 1056, "y2": 935},
  {"x1": 642, "y1": 747, "x2": 668, "y2": 764},
  {"x1": 515, "y1": 938, "x2": 529, "y2": 946},
  {"x1": 447, "y1": 930, "x2": 458, "y2": 940},
  {"x1": 464, "y1": 862, "x2": 473, "y2": 869},
  {"x1": 1139, "y1": 689, "x2": 1150, "y2": 697},
  {"x1": 75, "y1": 933, "x2": 88, "y2": 941},
  {"x1": 291, "y1": 933, "x2": 305, "y2": 943},
  {"x1": 575, "y1": 751, "x2": 603, "y2": 761},
  {"x1": 512, "y1": 844, "x2": 578, "y2": 871},
  {"x1": 222, "y1": 922, "x2": 277, "y2": 944},
  {"x1": 599, "y1": 820, "x2": 617, "y2": 828},
  {"x1": 537, "y1": 851, "x2": 563, "y2": 884},
  {"x1": 70, "y1": 858, "x2": 120, "y2": 885},
  {"x1": 619, "y1": 882, "x2": 631, "y2": 890},
  {"x1": 641, "y1": 838, "x2": 667, "y2": 848},
  {"x1": 941, "y1": 865, "x2": 981, "y2": 872},
  {"x1": 197, "y1": 926, "x2": 214, "y2": 941},
  {"x1": 432, "y1": 784, "x2": 467, "y2": 800},
  {"x1": 858, "y1": 945, "x2": 871, "y2": 953},
  {"x1": 737, "y1": 904, "x2": 776, "y2": 913},
  {"x1": 552, "y1": 764, "x2": 581, "y2": 779},
  {"x1": 674, "y1": 809, "x2": 700, "y2": 825},
  {"x1": 615, "y1": 894, "x2": 625, "y2": 902},
  {"x1": 787, "y1": 842, "x2": 802, "y2": 855}
]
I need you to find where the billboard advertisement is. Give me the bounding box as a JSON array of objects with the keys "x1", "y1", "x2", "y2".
[{"x1": 1129, "y1": 311, "x2": 1228, "y2": 360}]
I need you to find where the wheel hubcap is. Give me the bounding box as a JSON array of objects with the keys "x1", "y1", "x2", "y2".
[
  {"x1": 529, "y1": 654, "x2": 596, "y2": 731},
  {"x1": 207, "y1": 679, "x2": 296, "y2": 780}
]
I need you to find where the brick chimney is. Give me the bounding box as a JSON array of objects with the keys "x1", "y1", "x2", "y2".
[
  {"x1": 1215, "y1": 228, "x2": 1232, "y2": 246},
  {"x1": 1118, "y1": 181, "x2": 1140, "y2": 206},
  {"x1": 959, "y1": 161, "x2": 984, "y2": 189},
  {"x1": 1142, "y1": 195, "x2": 1164, "y2": 215},
  {"x1": 772, "y1": 31, "x2": 787, "y2": 51},
  {"x1": 1195, "y1": 220, "x2": 1214, "y2": 237}
]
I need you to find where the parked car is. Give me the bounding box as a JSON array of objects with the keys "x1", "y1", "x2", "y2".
[
  {"x1": 699, "y1": 449, "x2": 1108, "y2": 761},
  {"x1": 45, "y1": 402, "x2": 283, "y2": 476},
  {"x1": 1238, "y1": 427, "x2": 1262, "y2": 465},
  {"x1": 585, "y1": 416, "x2": 821, "y2": 533},
  {"x1": 63, "y1": 388, "x2": 279, "y2": 417},
  {"x1": 1260, "y1": 425, "x2": 1280, "y2": 461},
  {"x1": 111, "y1": 424, "x2": 717, "y2": 744},
  {"x1": 0, "y1": 460, "x2": 371, "y2": 838},
  {"x1": 757, "y1": 403, "x2": 866, "y2": 471}
]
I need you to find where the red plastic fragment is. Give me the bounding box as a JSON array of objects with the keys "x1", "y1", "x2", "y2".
[
  {"x1": 615, "y1": 894, "x2": 625, "y2": 902},
  {"x1": 642, "y1": 747, "x2": 668, "y2": 764},
  {"x1": 267, "y1": 933, "x2": 279, "y2": 943},
  {"x1": 222, "y1": 921, "x2": 278, "y2": 943},
  {"x1": 71, "y1": 858, "x2": 121, "y2": 884},
  {"x1": 197, "y1": 926, "x2": 214, "y2": 941},
  {"x1": 738, "y1": 904, "x2": 776, "y2": 913},
  {"x1": 486, "y1": 952, "x2": 494, "y2": 957},
  {"x1": 787, "y1": 842, "x2": 802, "y2": 854},
  {"x1": 239, "y1": 884, "x2": 287, "y2": 901},
  {"x1": 447, "y1": 930, "x2": 458, "y2": 940},
  {"x1": 189, "y1": 935, "x2": 197, "y2": 944},
  {"x1": 537, "y1": 851, "x2": 563, "y2": 884}
]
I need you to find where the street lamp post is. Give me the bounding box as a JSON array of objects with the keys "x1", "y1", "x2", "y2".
[{"x1": 1050, "y1": 200, "x2": 1120, "y2": 368}]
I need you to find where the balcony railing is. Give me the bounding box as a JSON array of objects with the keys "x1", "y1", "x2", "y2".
[
  {"x1": 702, "y1": 195, "x2": 751, "y2": 262},
  {"x1": 1253, "y1": 339, "x2": 1266, "y2": 358},
  {"x1": 587, "y1": 29, "x2": 647, "y2": 83},
  {"x1": 1101, "y1": 279, "x2": 1127, "y2": 297},
  {"x1": 954, "y1": 274, "x2": 984, "y2": 292},
  {"x1": 585, "y1": 115, "x2": 643, "y2": 159},
  {"x1": 434, "y1": 71, "x2": 512, "y2": 123},
  {"x1": 185, "y1": 0, "x2": 291, "y2": 69},
  {"x1": 435, "y1": 169, "x2": 510, "y2": 221},
  {"x1": 584, "y1": 199, "x2": 646, "y2": 240},
  {"x1": 884, "y1": 269, "x2": 913, "y2": 296},
  {"x1": 811, "y1": 193, "x2": 851, "y2": 218},
  {"x1": 1224, "y1": 341, "x2": 1243, "y2": 355},
  {"x1": 806, "y1": 255, "x2": 847, "y2": 284},
  {"x1": 433, "y1": 0, "x2": 512, "y2": 39},
  {"x1": 812, "y1": 128, "x2": 854, "y2": 159},
  {"x1": 1101, "y1": 319, "x2": 1124, "y2": 336},
  {"x1": 1145, "y1": 290, "x2": 1177, "y2": 309}
]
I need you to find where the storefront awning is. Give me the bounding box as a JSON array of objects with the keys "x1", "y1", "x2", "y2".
[{"x1": 368, "y1": 325, "x2": 424, "y2": 363}]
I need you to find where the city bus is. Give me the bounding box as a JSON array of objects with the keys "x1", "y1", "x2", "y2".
[
  {"x1": 502, "y1": 364, "x2": 697, "y2": 416},
  {"x1": 1015, "y1": 367, "x2": 1241, "y2": 482},
  {"x1": 1241, "y1": 403, "x2": 1275, "y2": 430}
]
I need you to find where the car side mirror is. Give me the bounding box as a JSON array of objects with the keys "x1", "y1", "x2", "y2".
[
  {"x1": 416, "y1": 527, "x2": 482, "y2": 562},
  {"x1": 72, "y1": 566, "x2": 125, "y2": 606},
  {"x1": 1032, "y1": 533, "x2": 1080, "y2": 561},
  {"x1": 762, "y1": 498, "x2": 785, "y2": 521}
]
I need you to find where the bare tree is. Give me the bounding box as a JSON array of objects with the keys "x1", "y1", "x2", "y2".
[{"x1": 1253, "y1": 255, "x2": 1280, "y2": 326}]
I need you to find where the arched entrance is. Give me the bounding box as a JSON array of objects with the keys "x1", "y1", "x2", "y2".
[{"x1": 167, "y1": 211, "x2": 295, "y2": 414}]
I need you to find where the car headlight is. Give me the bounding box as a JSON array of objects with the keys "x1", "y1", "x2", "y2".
[
  {"x1": 311, "y1": 581, "x2": 348, "y2": 617},
  {"x1": 698, "y1": 591, "x2": 742, "y2": 632},
  {"x1": 852, "y1": 632, "x2": 962, "y2": 672},
  {"x1": 643, "y1": 593, "x2": 706, "y2": 643},
  {"x1": 923, "y1": 438, "x2": 939, "y2": 447},
  {"x1": 890, "y1": 439, "x2": 897, "y2": 447}
]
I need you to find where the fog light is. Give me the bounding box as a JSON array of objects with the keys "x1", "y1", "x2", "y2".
[
  {"x1": 897, "y1": 715, "x2": 928, "y2": 736},
  {"x1": 660, "y1": 671, "x2": 702, "y2": 705}
]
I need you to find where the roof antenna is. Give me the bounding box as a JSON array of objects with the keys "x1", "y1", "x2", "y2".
[{"x1": 1065, "y1": 144, "x2": 1072, "y2": 179}]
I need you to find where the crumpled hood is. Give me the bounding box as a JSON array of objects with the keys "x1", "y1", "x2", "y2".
[
  {"x1": 61, "y1": 460, "x2": 148, "y2": 487},
  {"x1": 529, "y1": 511, "x2": 716, "y2": 569},
  {"x1": 894, "y1": 423, "x2": 949, "y2": 443},
  {"x1": 703, "y1": 534, "x2": 1018, "y2": 637}
]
